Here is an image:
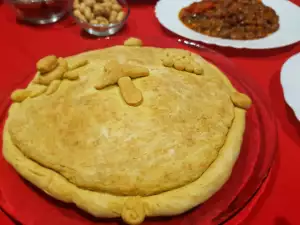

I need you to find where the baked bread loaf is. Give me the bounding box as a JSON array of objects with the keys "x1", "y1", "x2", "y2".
[{"x1": 3, "y1": 37, "x2": 251, "y2": 225}]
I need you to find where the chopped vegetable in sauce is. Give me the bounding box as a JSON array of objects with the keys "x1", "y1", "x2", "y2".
[{"x1": 179, "y1": 0, "x2": 279, "y2": 40}]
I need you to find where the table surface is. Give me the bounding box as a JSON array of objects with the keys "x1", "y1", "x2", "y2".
[{"x1": 0, "y1": 0, "x2": 300, "y2": 224}]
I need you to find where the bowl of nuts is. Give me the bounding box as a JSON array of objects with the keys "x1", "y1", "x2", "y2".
[{"x1": 72, "y1": 0, "x2": 129, "y2": 36}]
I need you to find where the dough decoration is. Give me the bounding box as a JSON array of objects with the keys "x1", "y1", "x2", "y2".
[
  {"x1": 162, "y1": 49, "x2": 204, "y2": 75},
  {"x1": 45, "y1": 80, "x2": 62, "y2": 95},
  {"x1": 11, "y1": 57, "x2": 88, "y2": 103},
  {"x1": 162, "y1": 57, "x2": 174, "y2": 67},
  {"x1": 11, "y1": 84, "x2": 49, "y2": 102},
  {"x1": 68, "y1": 59, "x2": 89, "y2": 71},
  {"x1": 11, "y1": 89, "x2": 31, "y2": 102},
  {"x1": 64, "y1": 59, "x2": 89, "y2": 81},
  {"x1": 37, "y1": 55, "x2": 58, "y2": 74},
  {"x1": 35, "y1": 57, "x2": 89, "y2": 86},
  {"x1": 121, "y1": 197, "x2": 145, "y2": 225},
  {"x1": 63, "y1": 70, "x2": 80, "y2": 80},
  {"x1": 124, "y1": 37, "x2": 143, "y2": 47},
  {"x1": 94, "y1": 60, "x2": 124, "y2": 89},
  {"x1": 28, "y1": 85, "x2": 47, "y2": 98},
  {"x1": 231, "y1": 92, "x2": 252, "y2": 109},
  {"x1": 34, "y1": 58, "x2": 68, "y2": 85},
  {"x1": 95, "y1": 60, "x2": 149, "y2": 106},
  {"x1": 122, "y1": 64, "x2": 149, "y2": 78},
  {"x1": 118, "y1": 76, "x2": 143, "y2": 106}
]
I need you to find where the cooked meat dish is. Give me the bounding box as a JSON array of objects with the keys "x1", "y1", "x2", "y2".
[{"x1": 179, "y1": 0, "x2": 280, "y2": 40}]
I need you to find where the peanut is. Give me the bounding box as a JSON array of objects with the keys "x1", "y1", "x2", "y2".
[
  {"x1": 109, "y1": 10, "x2": 118, "y2": 23},
  {"x1": 83, "y1": 6, "x2": 93, "y2": 21},
  {"x1": 102, "y1": 2, "x2": 112, "y2": 9},
  {"x1": 102, "y1": 6, "x2": 111, "y2": 17},
  {"x1": 79, "y1": 3, "x2": 86, "y2": 13},
  {"x1": 84, "y1": 0, "x2": 95, "y2": 7},
  {"x1": 112, "y1": 3, "x2": 122, "y2": 12},
  {"x1": 93, "y1": 3, "x2": 105, "y2": 15},
  {"x1": 11, "y1": 89, "x2": 31, "y2": 102},
  {"x1": 46, "y1": 80, "x2": 62, "y2": 95},
  {"x1": 116, "y1": 11, "x2": 125, "y2": 22},
  {"x1": 90, "y1": 12, "x2": 95, "y2": 21},
  {"x1": 124, "y1": 37, "x2": 143, "y2": 47},
  {"x1": 118, "y1": 77, "x2": 143, "y2": 107},
  {"x1": 97, "y1": 16, "x2": 109, "y2": 24},
  {"x1": 90, "y1": 19, "x2": 98, "y2": 24},
  {"x1": 73, "y1": 0, "x2": 80, "y2": 9},
  {"x1": 94, "y1": 3, "x2": 110, "y2": 16},
  {"x1": 37, "y1": 55, "x2": 58, "y2": 74},
  {"x1": 74, "y1": 9, "x2": 87, "y2": 22},
  {"x1": 74, "y1": 9, "x2": 81, "y2": 17}
]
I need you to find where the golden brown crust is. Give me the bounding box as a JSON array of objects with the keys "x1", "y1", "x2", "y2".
[
  {"x1": 3, "y1": 43, "x2": 250, "y2": 225},
  {"x1": 3, "y1": 108, "x2": 245, "y2": 224}
]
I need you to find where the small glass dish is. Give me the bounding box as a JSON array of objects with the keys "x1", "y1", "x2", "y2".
[
  {"x1": 8, "y1": 0, "x2": 71, "y2": 25},
  {"x1": 71, "y1": 0, "x2": 129, "y2": 36}
]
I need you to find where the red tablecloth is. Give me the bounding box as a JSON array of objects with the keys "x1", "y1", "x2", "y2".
[
  {"x1": 0, "y1": 210, "x2": 14, "y2": 225},
  {"x1": 0, "y1": 1, "x2": 300, "y2": 225}
]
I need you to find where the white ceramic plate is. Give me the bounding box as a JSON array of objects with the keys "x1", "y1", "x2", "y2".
[
  {"x1": 155, "y1": 0, "x2": 300, "y2": 49},
  {"x1": 281, "y1": 53, "x2": 300, "y2": 120}
]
